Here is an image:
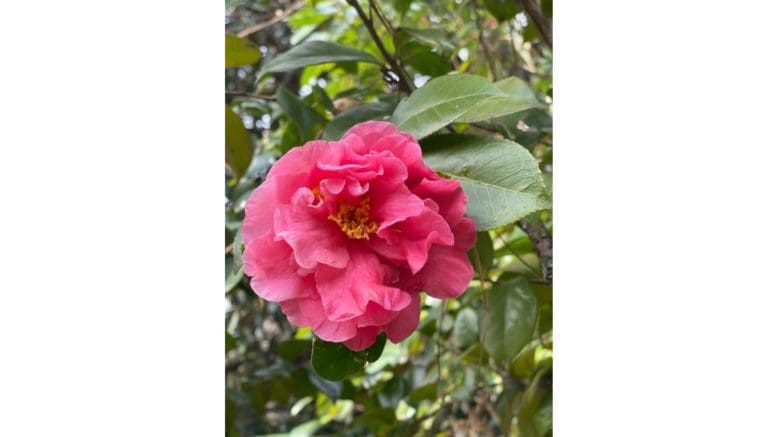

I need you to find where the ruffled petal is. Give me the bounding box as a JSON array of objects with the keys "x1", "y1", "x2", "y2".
[
  {"x1": 411, "y1": 177, "x2": 468, "y2": 226},
  {"x1": 315, "y1": 247, "x2": 411, "y2": 321},
  {"x1": 375, "y1": 203, "x2": 455, "y2": 273},
  {"x1": 242, "y1": 235, "x2": 315, "y2": 302},
  {"x1": 343, "y1": 326, "x2": 381, "y2": 351},
  {"x1": 280, "y1": 297, "x2": 358, "y2": 343},
  {"x1": 273, "y1": 203, "x2": 349, "y2": 269},
  {"x1": 386, "y1": 293, "x2": 421, "y2": 343},
  {"x1": 416, "y1": 245, "x2": 474, "y2": 299}
]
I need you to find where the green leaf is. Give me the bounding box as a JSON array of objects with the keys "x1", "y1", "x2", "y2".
[
  {"x1": 396, "y1": 27, "x2": 456, "y2": 52},
  {"x1": 322, "y1": 101, "x2": 395, "y2": 140},
  {"x1": 276, "y1": 87, "x2": 326, "y2": 141},
  {"x1": 518, "y1": 366, "x2": 552, "y2": 437},
  {"x1": 259, "y1": 40, "x2": 381, "y2": 77},
  {"x1": 226, "y1": 332, "x2": 237, "y2": 352},
  {"x1": 483, "y1": 278, "x2": 538, "y2": 363},
  {"x1": 311, "y1": 334, "x2": 386, "y2": 381},
  {"x1": 453, "y1": 307, "x2": 479, "y2": 350},
  {"x1": 225, "y1": 34, "x2": 261, "y2": 67},
  {"x1": 394, "y1": 28, "x2": 455, "y2": 77},
  {"x1": 278, "y1": 339, "x2": 312, "y2": 361},
  {"x1": 421, "y1": 134, "x2": 551, "y2": 230},
  {"x1": 397, "y1": 42, "x2": 452, "y2": 77},
  {"x1": 358, "y1": 333, "x2": 387, "y2": 362},
  {"x1": 484, "y1": 0, "x2": 522, "y2": 22},
  {"x1": 408, "y1": 383, "x2": 438, "y2": 404},
  {"x1": 391, "y1": 74, "x2": 541, "y2": 139},
  {"x1": 225, "y1": 106, "x2": 252, "y2": 179},
  {"x1": 377, "y1": 376, "x2": 409, "y2": 407},
  {"x1": 469, "y1": 231, "x2": 494, "y2": 272}
]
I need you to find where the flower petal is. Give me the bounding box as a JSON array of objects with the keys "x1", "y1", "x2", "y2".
[
  {"x1": 385, "y1": 293, "x2": 421, "y2": 343},
  {"x1": 273, "y1": 203, "x2": 349, "y2": 269},
  {"x1": 343, "y1": 326, "x2": 381, "y2": 351},
  {"x1": 242, "y1": 236, "x2": 315, "y2": 302},
  {"x1": 315, "y1": 247, "x2": 411, "y2": 321},
  {"x1": 281, "y1": 297, "x2": 358, "y2": 343}
]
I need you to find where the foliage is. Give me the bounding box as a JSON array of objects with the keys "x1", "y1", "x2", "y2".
[{"x1": 225, "y1": 0, "x2": 552, "y2": 435}]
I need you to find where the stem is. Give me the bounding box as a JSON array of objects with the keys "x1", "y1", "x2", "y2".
[
  {"x1": 495, "y1": 232, "x2": 544, "y2": 280},
  {"x1": 236, "y1": 1, "x2": 305, "y2": 38},
  {"x1": 345, "y1": 0, "x2": 414, "y2": 94},
  {"x1": 517, "y1": 0, "x2": 552, "y2": 49}
]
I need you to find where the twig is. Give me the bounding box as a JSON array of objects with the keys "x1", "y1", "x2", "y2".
[
  {"x1": 517, "y1": 215, "x2": 553, "y2": 281},
  {"x1": 345, "y1": 0, "x2": 414, "y2": 94},
  {"x1": 495, "y1": 232, "x2": 544, "y2": 280},
  {"x1": 236, "y1": 1, "x2": 305, "y2": 38},
  {"x1": 471, "y1": 0, "x2": 498, "y2": 80},
  {"x1": 369, "y1": 0, "x2": 396, "y2": 41},
  {"x1": 517, "y1": 0, "x2": 552, "y2": 49}
]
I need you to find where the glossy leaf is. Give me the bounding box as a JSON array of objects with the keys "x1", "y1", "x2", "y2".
[
  {"x1": 311, "y1": 334, "x2": 386, "y2": 381},
  {"x1": 225, "y1": 34, "x2": 261, "y2": 67},
  {"x1": 391, "y1": 74, "x2": 541, "y2": 139},
  {"x1": 259, "y1": 40, "x2": 380, "y2": 77},
  {"x1": 225, "y1": 106, "x2": 252, "y2": 178},
  {"x1": 421, "y1": 134, "x2": 551, "y2": 230},
  {"x1": 483, "y1": 278, "x2": 538, "y2": 363}
]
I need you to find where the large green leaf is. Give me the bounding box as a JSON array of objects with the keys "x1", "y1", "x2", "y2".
[
  {"x1": 421, "y1": 134, "x2": 551, "y2": 230},
  {"x1": 322, "y1": 101, "x2": 395, "y2": 140},
  {"x1": 311, "y1": 335, "x2": 386, "y2": 381},
  {"x1": 259, "y1": 40, "x2": 381, "y2": 77},
  {"x1": 391, "y1": 74, "x2": 541, "y2": 139},
  {"x1": 225, "y1": 34, "x2": 261, "y2": 67},
  {"x1": 225, "y1": 106, "x2": 252, "y2": 178},
  {"x1": 482, "y1": 278, "x2": 538, "y2": 363}
]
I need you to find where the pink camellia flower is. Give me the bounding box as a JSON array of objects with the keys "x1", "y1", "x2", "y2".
[{"x1": 241, "y1": 121, "x2": 475, "y2": 351}]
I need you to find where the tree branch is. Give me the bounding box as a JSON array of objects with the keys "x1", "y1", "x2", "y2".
[
  {"x1": 345, "y1": 0, "x2": 414, "y2": 94},
  {"x1": 517, "y1": 0, "x2": 552, "y2": 49},
  {"x1": 518, "y1": 215, "x2": 552, "y2": 281},
  {"x1": 236, "y1": 1, "x2": 305, "y2": 38}
]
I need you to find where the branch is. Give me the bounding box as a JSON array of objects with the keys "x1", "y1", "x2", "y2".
[
  {"x1": 236, "y1": 1, "x2": 305, "y2": 38},
  {"x1": 345, "y1": 0, "x2": 414, "y2": 94},
  {"x1": 517, "y1": 0, "x2": 552, "y2": 49},
  {"x1": 518, "y1": 215, "x2": 552, "y2": 281},
  {"x1": 471, "y1": 0, "x2": 498, "y2": 80}
]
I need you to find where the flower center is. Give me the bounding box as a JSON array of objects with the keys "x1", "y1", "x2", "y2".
[{"x1": 328, "y1": 196, "x2": 379, "y2": 240}]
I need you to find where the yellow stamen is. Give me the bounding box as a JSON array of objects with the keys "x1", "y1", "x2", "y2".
[{"x1": 328, "y1": 196, "x2": 379, "y2": 240}]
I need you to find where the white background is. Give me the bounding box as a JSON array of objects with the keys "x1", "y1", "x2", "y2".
[{"x1": 1, "y1": 0, "x2": 776, "y2": 435}]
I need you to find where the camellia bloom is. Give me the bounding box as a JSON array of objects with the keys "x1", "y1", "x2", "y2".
[{"x1": 241, "y1": 121, "x2": 475, "y2": 351}]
